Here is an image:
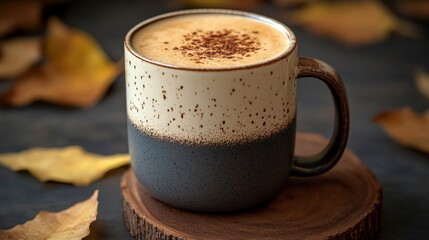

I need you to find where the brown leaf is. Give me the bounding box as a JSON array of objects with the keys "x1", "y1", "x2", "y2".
[
  {"x1": 415, "y1": 69, "x2": 429, "y2": 99},
  {"x1": 0, "y1": 38, "x2": 42, "y2": 79},
  {"x1": 287, "y1": 1, "x2": 421, "y2": 46},
  {"x1": 396, "y1": 0, "x2": 429, "y2": 20},
  {"x1": 180, "y1": 0, "x2": 261, "y2": 10},
  {"x1": 0, "y1": 190, "x2": 98, "y2": 240},
  {"x1": 0, "y1": 146, "x2": 130, "y2": 186},
  {"x1": 373, "y1": 107, "x2": 429, "y2": 153},
  {"x1": 0, "y1": 1, "x2": 42, "y2": 37},
  {"x1": 0, "y1": 18, "x2": 123, "y2": 108}
]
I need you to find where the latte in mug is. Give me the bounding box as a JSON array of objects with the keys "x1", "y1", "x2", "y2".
[
  {"x1": 125, "y1": 9, "x2": 349, "y2": 212},
  {"x1": 132, "y1": 14, "x2": 289, "y2": 68}
]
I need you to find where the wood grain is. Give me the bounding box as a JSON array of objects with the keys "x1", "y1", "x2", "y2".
[{"x1": 121, "y1": 133, "x2": 382, "y2": 240}]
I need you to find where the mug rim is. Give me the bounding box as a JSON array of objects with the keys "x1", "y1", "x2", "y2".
[{"x1": 125, "y1": 9, "x2": 297, "y2": 72}]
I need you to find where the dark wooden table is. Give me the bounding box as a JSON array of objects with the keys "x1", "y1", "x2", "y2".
[{"x1": 1, "y1": 0, "x2": 428, "y2": 239}]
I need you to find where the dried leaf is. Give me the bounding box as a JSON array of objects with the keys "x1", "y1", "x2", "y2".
[
  {"x1": 0, "y1": 1, "x2": 42, "y2": 37},
  {"x1": 396, "y1": 0, "x2": 429, "y2": 20},
  {"x1": 373, "y1": 107, "x2": 429, "y2": 153},
  {"x1": 287, "y1": 1, "x2": 421, "y2": 46},
  {"x1": 0, "y1": 38, "x2": 42, "y2": 79},
  {"x1": 181, "y1": 0, "x2": 261, "y2": 10},
  {"x1": 0, "y1": 190, "x2": 98, "y2": 240},
  {"x1": 0, "y1": 18, "x2": 123, "y2": 107},
  {"x1": 415, "y1": 70, "x2": 429, "y2": 99},
  {"x1": 0, "y1": 146, "x2": 130, "y2": 186}
]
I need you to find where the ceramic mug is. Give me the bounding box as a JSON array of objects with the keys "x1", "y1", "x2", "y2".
[{"x1": 125, "y1": 9, "x2": 349, "y2": 212}]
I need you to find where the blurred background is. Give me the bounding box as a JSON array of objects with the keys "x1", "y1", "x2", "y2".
[{"x1": 0, "y1": 0, "x2": 428, "y2": 239}]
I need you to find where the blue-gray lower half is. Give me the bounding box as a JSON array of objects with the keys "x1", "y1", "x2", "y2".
[{"x1": 128, "y1": 119, "x2": 296, "y2": 212}]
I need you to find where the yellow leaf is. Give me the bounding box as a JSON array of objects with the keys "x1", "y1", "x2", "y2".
[
  {"x1": 373, "y1": 107, "x2": 429, "y2": 153},
  {"x1": 0, "y1": 18, "x2": 123, "y2": 107},
  {"x1": 415, "y1": 69, "x2": 429, "y2": 99},
  {"x1": 287, "y1": 1, "x2": 421, "y2": 46},
  {"x1": 0, "y1": 37, "x2": 41, "y2": 78},
  {"x1": 0, "y1": 190, "x2": 98, "y2": 240},
  {"x1": 0, "y1": 146, "x2": 130, "y2": 186}
]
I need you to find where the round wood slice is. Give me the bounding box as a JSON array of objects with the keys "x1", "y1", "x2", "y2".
[{"x1": 121, "y1": 133, "x2": 382, "y2": 240}]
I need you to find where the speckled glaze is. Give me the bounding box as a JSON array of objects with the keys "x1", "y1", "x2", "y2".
[
  {"x1": 125, "y1": 9, "x2": 312, "y2": 212},
  {"x1": 125, "y1": 55, "x2": 297, "y2": 145}
]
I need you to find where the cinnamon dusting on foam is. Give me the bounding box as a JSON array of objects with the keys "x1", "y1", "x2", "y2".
[
  {"x1": 131, "y1": 14, "x2": 288, "y2": 68},
  {"x1": 173, "y1": 29, "x2": 261, "y2": 64}
]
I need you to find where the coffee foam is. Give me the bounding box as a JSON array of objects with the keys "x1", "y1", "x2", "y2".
[
  {"x1": 125, "y1": 49, "x2": 298, "y2": 145},
  {"x1": 131, "y1": 14, "x2": 289, "y2": 68}
]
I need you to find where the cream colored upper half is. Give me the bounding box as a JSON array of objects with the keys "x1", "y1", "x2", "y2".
[{"x1": 131, "y1": 14, "x2": 289, "y2": 68}]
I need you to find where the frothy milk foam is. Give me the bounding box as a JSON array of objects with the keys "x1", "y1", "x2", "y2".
[
  {"x1": 132, "y1": 14, "x2": 289, "y2": 68},
  {"x1": 127, "y1": 13, "x2": 297, "y2": 145}
]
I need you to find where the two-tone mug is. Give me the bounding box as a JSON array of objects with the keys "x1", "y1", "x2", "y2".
[{"x1": 125, "y1": 9, "x2": 349, "y2": 212}]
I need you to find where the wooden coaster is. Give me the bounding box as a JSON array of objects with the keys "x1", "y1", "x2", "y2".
[{"x1": 121, "y1": 133, "x2": 382, "y2": 240}]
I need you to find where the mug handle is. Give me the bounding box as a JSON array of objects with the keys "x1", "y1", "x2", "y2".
[{"x1": 291, "y1": 57, "x2": 350, "y2": 176}]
